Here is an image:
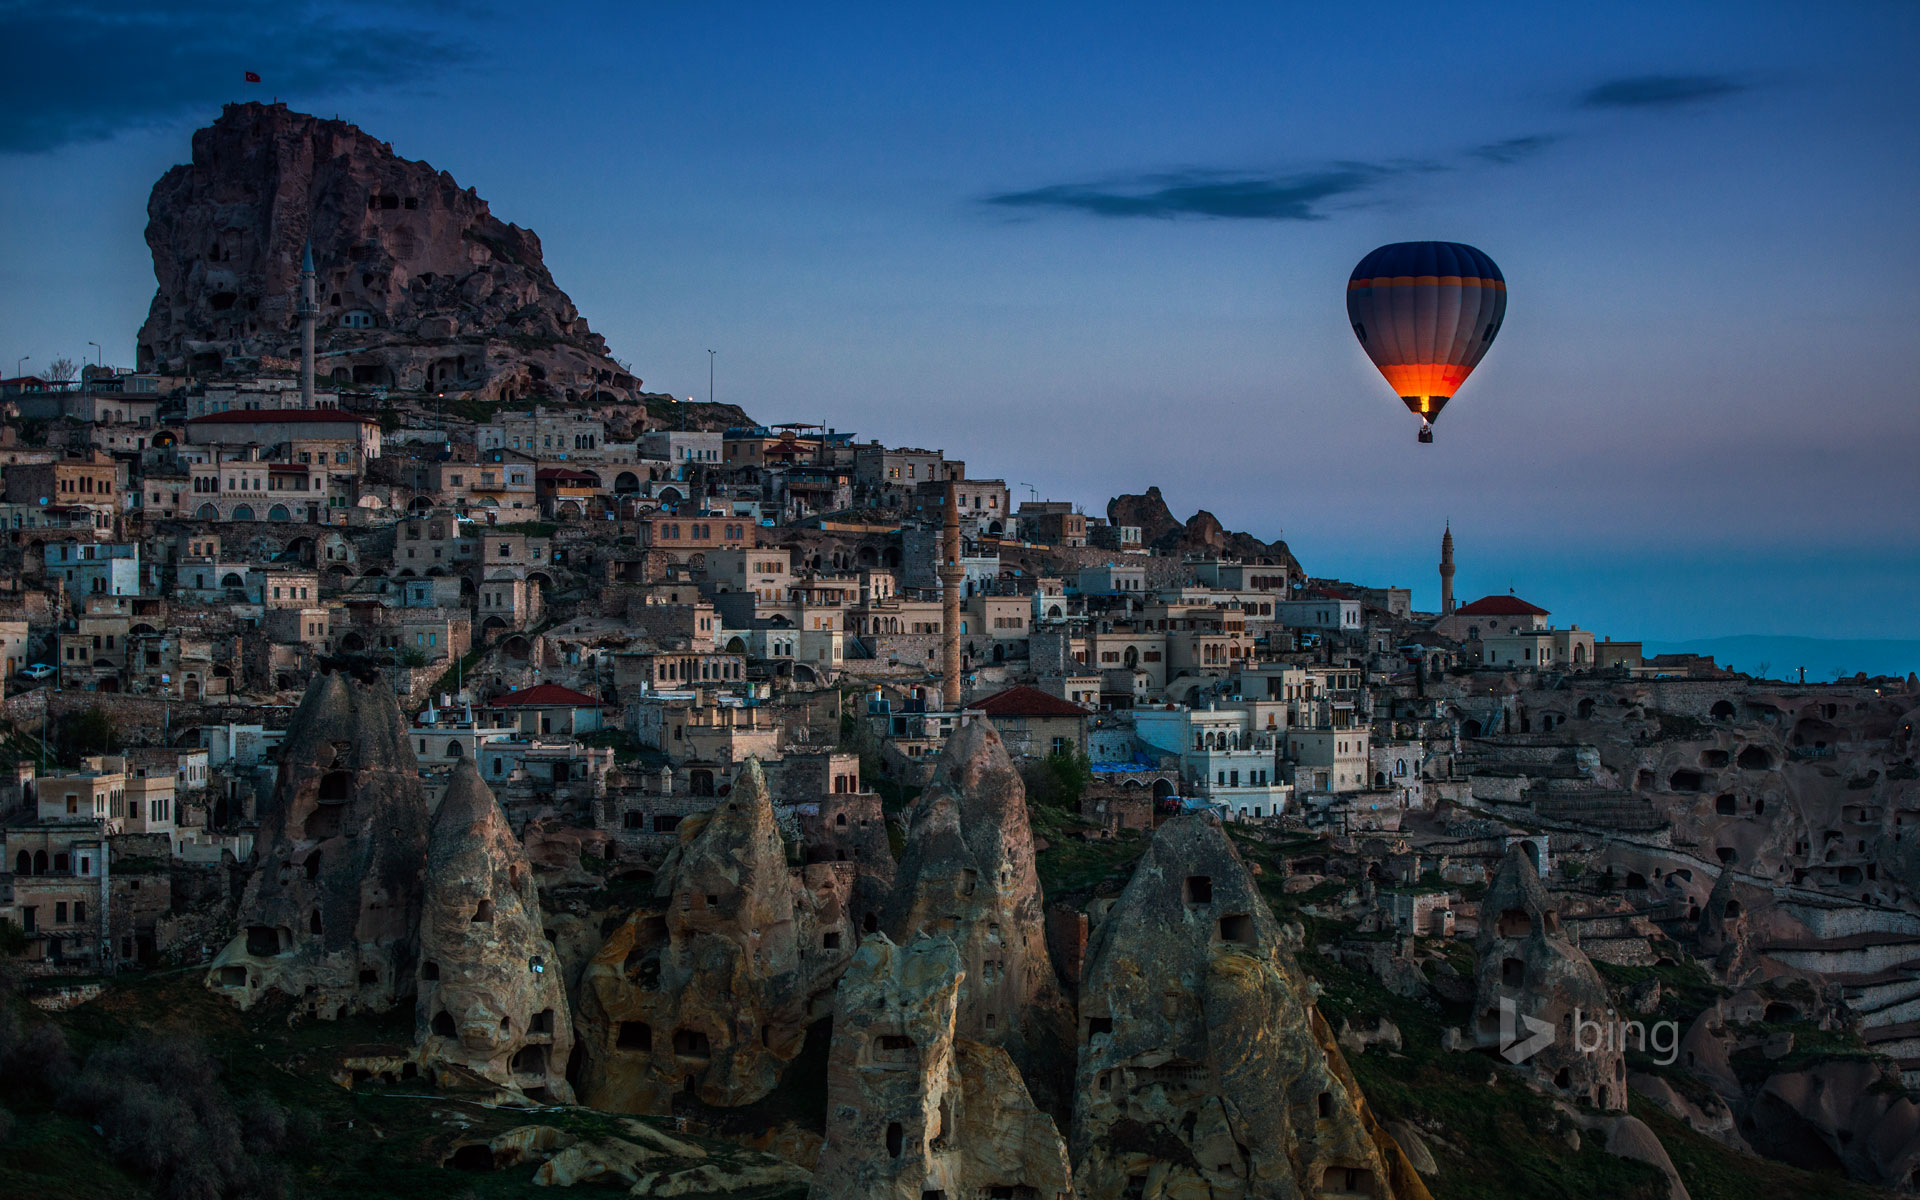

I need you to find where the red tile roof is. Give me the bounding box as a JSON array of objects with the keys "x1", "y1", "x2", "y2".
[
  {"x1": 970, "y1": 685, "x2": 1091, "y2": 719},
  {"x1": 185, "y1": 408, "x2": 376, "y2": 425},
  {"x1": 488, "y1": 683, "x2": 601, "y2": 708},
  {"x1": 1454, "y1": 595, "x2": 1549, "y2": 617}
]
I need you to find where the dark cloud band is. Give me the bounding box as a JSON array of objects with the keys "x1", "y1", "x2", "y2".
[
  {"x1": 1579, "y1": 73, "x2": 1747, "y2": 109},
  {"x1": 0, "y1": 1, "x2": 471, "y2": 154},
  {"x1": 984, "y1": 167, "x2": 1383, "y2": 222}
]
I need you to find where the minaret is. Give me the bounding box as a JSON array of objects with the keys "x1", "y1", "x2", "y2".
[
  {"x1": 298, "y1": 241, "x2": 317, "y2": 408},
  {"x1": 1440, "y1": 522, "x2": 1456, "y2": 615},
  {"x1": 939, "y1": 471, "x2": 965, "y2": 709}
]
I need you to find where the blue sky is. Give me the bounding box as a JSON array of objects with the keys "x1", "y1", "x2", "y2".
[{"x1": 2, "y1": 2, "x2": 1916, "y2": 647}]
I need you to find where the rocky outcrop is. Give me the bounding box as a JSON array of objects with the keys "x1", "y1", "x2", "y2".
[
  {"x1": 1106, "y1": 485, "x2": 1302, "y2": 569},
  {"x1": 417, "y1": 757, "x2": 573, "y2": 1100},
  {"x1": 1470, "y1": 845, "x2": 1626, "y2": 1111},
  {"x1": 1694, "y1": 868, "x2": 1753, "y2": 976},
  {"x1": 576, "y1": 759, "x2": 852, "y2": 1112},
  {"x1": 1104, "y1": 486, "x2": 1185, "y2": 547},
  {"x1": 207, "y1": 669, "x2": 430, "y2": 1017},
  {"x1": 808, "y1": 934, "x2": 1071, "y2": 1200},
  {"x1": 881, "y1": 720, "x2": 1074, "y2": 1111},
  {"x1": 139, "y1": 101, "x2": 640, "y2": 405},
  {"x1": 1749, "y1": 1059, "x2": 1920, "y2": 1188},
  {"x1": 1072, "y1": 813, "x2": 1430, "y2": 1199}
]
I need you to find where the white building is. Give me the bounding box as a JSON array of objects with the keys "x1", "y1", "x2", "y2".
[
  {"x1": 1134, "y1": 703, "x2": 1292, "y2": 820},
  {"x1": 1273, "y1": 597, "x2": 1363, "y2": 633},
  {"x1": 43, "y1": 542, "x2": 140, "y2": 597}
]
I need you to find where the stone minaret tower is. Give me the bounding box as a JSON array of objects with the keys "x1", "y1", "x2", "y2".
[
  {"x1": 298, "y1": 241, "x2": 317, "y2": 407},
  {"x1": 1440, "y1": 522, "x2": 1456, "y2": 615},
  {"x1": 940, "y1": 471, "x2": 964, "y2": 708}
]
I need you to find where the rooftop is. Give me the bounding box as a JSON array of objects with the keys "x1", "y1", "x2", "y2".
[
  {"x1": 487, "y1": 683, "x2": 601, "y2": 709},
  {"x1": 1455, "y1": 594, "x2": 1550, "y2": 617},
  {"x1": 185, "y1": 408, "x2": 376, "y2": 426},
  {"x1": 969, "y1": 685, "x2": 1092, "y2": 719}
]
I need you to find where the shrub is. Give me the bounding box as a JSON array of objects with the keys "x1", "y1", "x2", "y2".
[{"x1": 60, "y1": 1033, "x2": 283, "y2": 1200}]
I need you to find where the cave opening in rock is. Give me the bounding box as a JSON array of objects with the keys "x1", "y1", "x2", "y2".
[
  {"x1": 1495, "y1": 908, "x2": 1534, "y2": 938},
  {"x1": 511, "y1": 1045, "x2": 548, "y2": 1076},
  {"x1": 672, "y1": 1028, "x2": 711, "y2": 1059},
  {"x1": 617, "y1": 1021, "x2": 652, "y2": 1051},
  {"x1": 1218, "y1": 913, "x2": 1255, "y2": 945}
]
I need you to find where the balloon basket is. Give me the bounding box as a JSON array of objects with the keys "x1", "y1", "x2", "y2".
[{"x1": 1418, "y1": 427, "x2": 1434, "y2": 444}]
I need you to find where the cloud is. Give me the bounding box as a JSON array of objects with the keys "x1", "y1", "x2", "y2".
[
  {"x1": 1469, "y1": 134, "x2": 1559, "y2": 165},
  {"x1": 0, "y1": 1, "x2": 474, "y2": 154},
  {"x1": 979, "y1": 132, "x2": 1555, "y2": 223},
  {"x1": 1578, "y1": 73, "x2": 1747, "y2": 110},
  {"x1": 984, "y1": 166, "x2": 1393, "y2": 222}
]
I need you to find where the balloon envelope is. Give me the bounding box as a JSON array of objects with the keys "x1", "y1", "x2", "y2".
[{"x1": 1346, "y1": 241, "x2": 1505, "y2": 426}]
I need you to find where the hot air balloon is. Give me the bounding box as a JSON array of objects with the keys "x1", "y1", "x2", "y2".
[{"x1": 1347, "y1": 241, "x2": 1505, "y2": 443}]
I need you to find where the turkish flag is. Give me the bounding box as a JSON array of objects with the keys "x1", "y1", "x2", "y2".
[{"x1": 245, "y1": 71, "x2": 261, "y2": 83}]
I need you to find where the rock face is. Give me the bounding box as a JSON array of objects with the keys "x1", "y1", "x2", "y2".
[
  {"x1": 1104, "y1": 486, "x2": 1185, "y2": 547},
  {"x1": 139, "y1": 101, "x2": 640, "y2": 404},
  {"x1": 1750, "y1": 1059, "x2": 1920, "y2": 1188},
  {"x1": 1470, "y1": 845, "x2": 1626, "y2": 1111},
  {"x1": 576, "y1": 760, "x2": 851, "y2": 1112},
  {"x1": 881, "y1": 720, "x2": 1075, "y2": 1110},
  {"x1": 207, "y1": 670, "x2": 430, "y2": 1017},
  {"x1": 1072, "y1": 814, "x2": 1430, "y2": 1199},
  {"x1": 1693, "y1": 868, "x2": 1752, "y2": 975},
  {"x1": 808, "y1": 934, "x2": 1072, "y2": 1200},
  {"x1": 1106, "y1": 485, "x2": 1302, "y2": 569},
  {"x1": 417, "y1": 757, "x2": 573, "y2": 1100}
]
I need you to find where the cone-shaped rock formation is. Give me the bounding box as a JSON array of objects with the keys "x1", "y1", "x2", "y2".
[
  {"x1": 809, "y1": 933, "x2": 1072, "y2": 1200},
  {"x1": 576, "y1": 759, "x2": 852, "y2": 1111},
  {"x1": 418, "y1": 757, "x2": 573, "y2": 1100},
  {"x1": 1471, "y1": 843, "x2": 1626, "y2": 1111},
  {"x1": 207, "y1": 670, "x2": 430, "y2": 1017},
  {"x1": 882, "y1": 720, "x2": 1074, "y2": 1111},
  {"x1": 1072, "y1": 813, "x2": 1431, "y2": 1199}
]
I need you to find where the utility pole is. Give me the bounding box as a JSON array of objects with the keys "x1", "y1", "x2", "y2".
[{"x1": 707, "y1": 349, "x2": 716, "y2": 406}]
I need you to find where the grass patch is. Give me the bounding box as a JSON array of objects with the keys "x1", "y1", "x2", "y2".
[
  {"x1": 8, "y1": 971, "x2": 807, "y2": 1200},
  {"x1": 1634, "y1": 1098, "x2": 1892, "y2": 1199}
]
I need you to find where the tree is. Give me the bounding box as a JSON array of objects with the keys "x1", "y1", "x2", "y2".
[
  {"x1": 58, "y1": 705, "x2": 120, "y2": 759},
  {"x1": 1021, "y1": 751, "x2": 1093, "y2": 811},
  {"x1": 44, "y1": 357, "x2": 76, "y2": 382},
  {"x1": 1755, "y1": 661, "x2": 1771, "y2": 681}
]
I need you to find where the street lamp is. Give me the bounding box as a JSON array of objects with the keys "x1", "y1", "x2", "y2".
[
  {"x1": 87, "y1": 341, "x2": 100, "y2": 369},
  {"x1": 14, "y1": 356, "x2": 26, "y2": 379},
  {"x1": 707, "y1": 349, "x2": 715, "y2": 405}
]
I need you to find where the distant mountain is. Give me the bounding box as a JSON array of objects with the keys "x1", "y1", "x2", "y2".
[{"x1": 1642, "y1": 636, "x2": 1920, "y2": 683}]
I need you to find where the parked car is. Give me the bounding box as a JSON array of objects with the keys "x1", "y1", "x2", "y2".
[{"x1": 20, "y1": 664, "x2": 55, "y2": 680}]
